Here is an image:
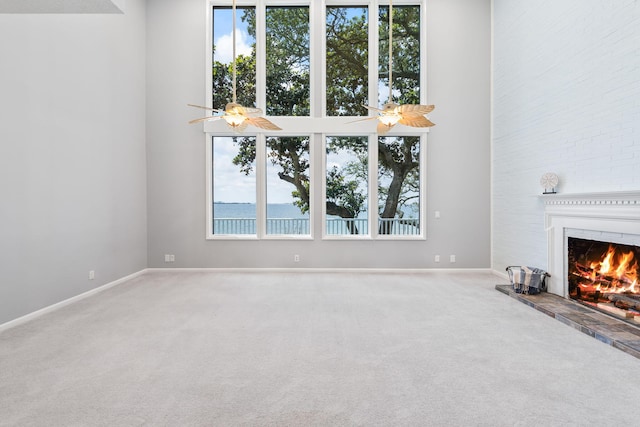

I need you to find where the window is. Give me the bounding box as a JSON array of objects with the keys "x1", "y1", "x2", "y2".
[
  {"x1": 378, "y1": 136, "x2": 421, "y2": 236},
  {"x1": 325, "y1": 136, "x2": 369, "y2": 235},
  {"x1": 266, "y1": 136, "x2": 311, "y2": 236},
  {"x1": 211, "y1": 136, "x2": 257, "y2": 236},
  {"x1": 212, "y1": 5, "x2": 256, "y2": 109},
  {"x1": 205, "y1": 1, "x2": 428, "y2": 240},
  {"x1": 378, "y1": 5, "x2": 421, "y2": 106},
  {"x1": 266, "y1": 6, "x2": 310, "y2": 116}
]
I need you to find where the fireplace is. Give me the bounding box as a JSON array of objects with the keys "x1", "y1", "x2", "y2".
[
  {"x1": 543, "y1": 191, "x2": 640, "y2": 320},
  {"x1": 567, "y1": 237, "x2": 640, "y2": 324}
]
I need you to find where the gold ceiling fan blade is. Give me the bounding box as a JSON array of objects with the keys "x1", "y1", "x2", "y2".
[
  {"x1": 188, "y1": 115, "x2": 223, "y2": 125},
  {"x1": 243, "y1": 107, "x2": 265, "y2": 117},
  {"x1": 345, "y1": 116, "x2": 379, "y2": 124},
  {"x1": 363, "y1": 104, "x2": 385, "y2": 113},
  {"x1": 398, "y1": 114, "x2": 436, "y2": 128},
  {"x1": 377, "y1": 120, "x2": 394, "y2": 134},
  {"x1": 246, "y1": 116, "x2": 282, "y2": 131},
  {"x1": 187, "y1": 104, "x2": 224, "y2": 113},
  {"x1": 399, "y1": 104, "x2": 435, "y2": 115}
]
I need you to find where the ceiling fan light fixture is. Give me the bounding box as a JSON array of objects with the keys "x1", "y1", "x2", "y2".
[
  {"x1": 223, "y1": 114, "x2": 247, "y2": 128},
  {"x1": 379, "y1": 113, "x2": 401, "y2": 127}
]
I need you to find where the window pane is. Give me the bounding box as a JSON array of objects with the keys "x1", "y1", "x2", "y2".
[
  {"x1": 326, "y1": 6, "x2": 368, "y2": 116},
  {"x1": 212, "y1": 136, "x2": 257, "y2": 235},
  {"x1": 379, "y1": 5, "x2": 420, "y2": 106},
  {"x1": 378, "y1": 136, "x2": 420, "y2": 235},
  {"x1": 266, "y1": 137, "x2": 311, "y2": 235},
  {"x1": 213, "y1": 6, "x2": 256, "y2": 109},
  {"x1": 325, "y1": 137, "x2": 369, "y2": 235},
  {"x1": 266, "y1": 7, "x2": 310, "y2": 116}
]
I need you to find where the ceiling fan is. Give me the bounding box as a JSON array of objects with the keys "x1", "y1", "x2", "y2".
[
  {"x1": 350, "y1": 0, "x2": 435, "y2": 134},
  {"x1": 188, "y1": 0, "x2": 281, "y2": 132}
]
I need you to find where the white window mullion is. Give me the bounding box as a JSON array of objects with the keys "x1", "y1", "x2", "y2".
[
  {"x1": 255, "y1": 0, "x2": 267, "y2": 111},
  {"x1": 256, "y1": 0, "x2": 267, "y2": 239},
  {"x1": 205, "y1": 3, "x2": 213, "y2": 109},
  {"x1": 206, "y1": 135, "x2": 214, "y2": 238},
  {"x1": 369, "y1": 133, "x2": 379, "y2": 238},
  {"x1": 308, "y1": 133, "x2": 317, "y2": 240},
  {"x1": 420, "y1": 133, "x2": 427, "y2": 238},
  {"x1": 420, "y1": 0, "x2": 428, "y2": 105},
  {"x1": 369, "y1": 0, "x2": 380, "y2": 110},
  {"x1": 320, "y1": 133, "x2": 328, "y2": 238},
  {"x1": 313, "y1": 0, "x2": 325, "y2": 118},
  {"x1": 256, "y1": 133, "x2": 267, "y2": 238}
]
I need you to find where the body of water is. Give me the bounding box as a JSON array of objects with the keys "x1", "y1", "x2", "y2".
[
  {"x1": 214, "y1": 203, "x2": 310, "y2": 234},
  {"x1": 212, "y1": 203, "x2": 417, "y2": 235},
  {"x1": 214, "y1": 203, "x2": 309, "y2": 219}
]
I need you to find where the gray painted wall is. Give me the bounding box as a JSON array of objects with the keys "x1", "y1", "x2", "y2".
[
  {"x1": 0, "y1": 0, "x2": 147, "y2": 324},
  {"x1": 146, "y1": 0, "x2": 491, "y2": 269},
  {"x1": 492, "y1": 0, "x2": 640, "y2": 273}
]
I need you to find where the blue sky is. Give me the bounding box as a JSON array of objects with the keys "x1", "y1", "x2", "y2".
[
  {"x1": 213, "y1": 137, "x2": 307, "y2": 204},
  {"x1": 213, "y1": 7, "x2": 253, "y2": 64}
]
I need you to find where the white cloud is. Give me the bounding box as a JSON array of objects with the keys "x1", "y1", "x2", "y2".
[{"x1": 215, "y1": 29, "x2": 253, "y2": 64}]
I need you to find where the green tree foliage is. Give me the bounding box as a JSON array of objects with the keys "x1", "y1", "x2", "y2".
[
  {"x1": 213, "y1": 52, "x2": 256, "y2": 109},
  {"x1": 265, "y1": 137, "x2": 310, "y2": 214},
  {"x1": 379, "y1": 6, "x2": 421, "y2": 105},
  {"x1": 263, "y1": 7, "x2": 310, "y2": 116},
  {"x1": 378, "y1": 136, "x2": 420, "y2": 233},
  {"x1": 326, "y1": 7, "x2": 369, "y2": 116},
  {"x1": 326, "y1": 137, "x2": 368, "y2": 234}
]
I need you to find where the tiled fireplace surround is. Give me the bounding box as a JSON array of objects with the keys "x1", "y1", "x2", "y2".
[{"x1": 498, "y1": 191, "x2": 640, "y2": 359}]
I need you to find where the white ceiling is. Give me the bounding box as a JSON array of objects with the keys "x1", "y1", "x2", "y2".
[{"x1": 0, "y1": 0, "x2": 124, "y2": 14}]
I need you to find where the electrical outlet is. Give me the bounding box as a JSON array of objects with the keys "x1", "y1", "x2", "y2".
[
  {"x1": 435, "y1": 211, "x2": 441, "y2": 219},
  {"x1": 165, "y1": 254, "x2": 175, "y2": 262},
  {"x1": 294, "y1": 254, "x2": 300, "y2": 262},
  {"x1": 450, "y1": 255, "x2": 456, "y2": 263},
  {"x1": 88, "y1": 270, "x2": 95, "y2": 280},
  {"x1": 434, "y1": 255, "x2": 440, "y2": 263}
]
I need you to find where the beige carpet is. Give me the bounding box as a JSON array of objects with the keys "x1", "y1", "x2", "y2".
[{"x1": 1, "y1": 270, "x2": 639, "y2": 426}]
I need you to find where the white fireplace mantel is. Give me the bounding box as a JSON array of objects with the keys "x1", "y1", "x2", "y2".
[{"x1": 542, "y1": 191, "x2": 640, "y2": 296}]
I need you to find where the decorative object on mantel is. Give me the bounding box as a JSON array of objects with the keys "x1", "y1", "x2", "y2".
[{"x1": 540, "y1": 172, "x2": 559, "y2": 194}]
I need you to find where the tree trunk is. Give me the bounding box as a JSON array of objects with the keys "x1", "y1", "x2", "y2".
[{"x1": 326, "y1": 201, "x2": 359, "y2": 234}]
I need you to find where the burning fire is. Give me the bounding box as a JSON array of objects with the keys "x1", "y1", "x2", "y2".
[
  {"x1": 571, "y1": 242, "x2": 640, "y2": 323},
  {"x1": 586, "y1": 245, "x2": 638, "y2": 293}
]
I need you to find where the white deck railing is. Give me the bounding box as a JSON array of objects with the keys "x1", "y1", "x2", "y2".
[
  {"x1": 325, "y1": 218, "x2": 369, "y2": 235},
  {"x1": 214, "y1": 218, "x2": 419, "y2": 235}
]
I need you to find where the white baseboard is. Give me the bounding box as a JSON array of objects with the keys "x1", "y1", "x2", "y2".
[
  {"x1": 492, "y1": 268, "x2": 509, "y2": 280},
  {"x1": 146, "y1": 267, "x2": 494, "y2": 274},
  {"x1": 0, "y1": 269, "x2": 148, "y2": 333}
]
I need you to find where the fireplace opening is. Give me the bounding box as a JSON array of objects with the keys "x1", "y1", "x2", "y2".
[{"x1": 568, "y1": 237, "x2": 640, "y2": 325}]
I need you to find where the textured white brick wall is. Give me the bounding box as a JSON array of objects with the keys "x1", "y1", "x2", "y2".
[{"x1": 492, "y1": 0, "x2": 640, "y2": 272}]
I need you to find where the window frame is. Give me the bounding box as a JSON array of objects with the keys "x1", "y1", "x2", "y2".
[{"x1": 205, "y1": 0, "x2": 429, "y2": 241}]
